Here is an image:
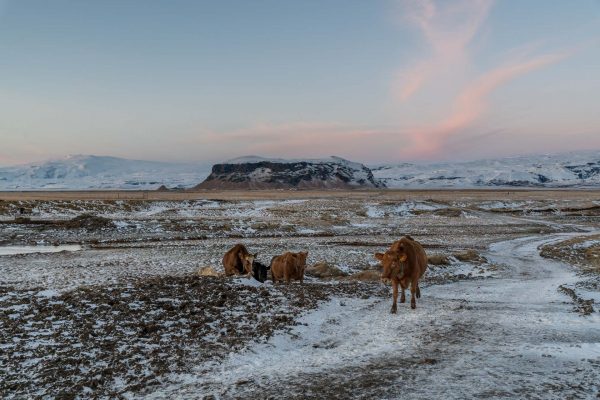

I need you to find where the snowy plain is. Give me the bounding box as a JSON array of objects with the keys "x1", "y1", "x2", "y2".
[
  {"x1": 1, "y1": 192, "x2": 599, "y2": 398},
  {"x1": 147, "y1": 233, "x2": 600, "y2": 399}
]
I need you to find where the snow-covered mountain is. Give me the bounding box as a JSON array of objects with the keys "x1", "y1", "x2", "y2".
[
  {"x1": 0, "y1": 155, "x2": 210, "y2": 190},
  {"x1": 2, "y1": 151, "x2": 600, "y2": 190},
  {"x1": 371, "y1": 151, "x2": 600, "y2": 188},
  {"x1": 196, "y1": 156, "x2": 383, "y2": 189}
]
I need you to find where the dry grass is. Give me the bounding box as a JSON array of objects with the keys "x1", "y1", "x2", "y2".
[
  {"x1": 540, "y1": 234, "x2": 600, "y2": 273},
  {"x1": 428, "y1": 254, "x2": 451, "y2": 265},
  {"x1": 452, "y1": 250, "x2": 487, "y2": 263}
]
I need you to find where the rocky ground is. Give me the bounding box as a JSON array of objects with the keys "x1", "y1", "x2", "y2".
[
  {"x1": 1, "y1": 191, "x2": 599, "y2": 398},
  {"x1": 1, "y1": 277, "x2": 386, "y2": 398}
]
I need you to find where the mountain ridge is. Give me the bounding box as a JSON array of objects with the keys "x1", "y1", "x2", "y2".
[
  {"x1": 1, "y1": 151, "x2": 600, "y2": 190},
  {"x1": 371, "y1": 150, "x2": 600, "y2": 188},
  {"x1": 0, "y1": 155, "x2": 210, "y2": 190}
]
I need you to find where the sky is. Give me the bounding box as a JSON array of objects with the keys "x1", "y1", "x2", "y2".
[{"x1": 0, "y1": 0, "x2": 598, "y2": 166}]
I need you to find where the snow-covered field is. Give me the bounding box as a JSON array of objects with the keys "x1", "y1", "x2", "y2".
[
  {"x1": 1, "y1": 192, "x2": 599, "y2": 398},
  {"x1": 151, "y1": 234, "x2": 600, "y2": 399}
]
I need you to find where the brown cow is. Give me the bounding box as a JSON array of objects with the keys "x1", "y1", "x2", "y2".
[
  {"x1": 271, "y1": 251, "x2": 308, "y2": 284},
  {"x1": 222, "y1": 244, "x2": 256, "y2": 277},
  {"x1": 374, "y1": 236, "x2": 427, "y2": 312}
]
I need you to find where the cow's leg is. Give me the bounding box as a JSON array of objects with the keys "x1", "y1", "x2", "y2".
[
  {"x1": 410, "y1": 279, "x2": 417, "y2": 309},
  {"x1": 416, "y1": 285, "x2": 421, "y2": 299},
  {"x1": 391, "y1": 278, "x2": 398, "y2": 314},
  {"x1": 400, "y1": 284, "x2": 406, "y2": 303}
]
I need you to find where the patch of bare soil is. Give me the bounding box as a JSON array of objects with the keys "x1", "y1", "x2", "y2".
[
  {"x1": 453, "y1": 249, "x2": 487, "y2": 263},
  {"x1": 558, "y1": 285, "x2": 595, "y2": 315},
  {"x1": 540, "y1": 234, "x2": 600, "y2": 273},
  {"x1": 427, "y1": 254, "x2": 451, "y2": 265},
  {"x1": 345, "y1": 269, "x2": 381, "y2": 282},
  {"x1": 0, "y1": 276, "x2": 386, "y2": 398},
  {"x1": 59, "y1": 214, "x2": 114, "y2": 230},
  {"x1": 305, "y1": 262, "x2": 348, "y2": 278},
  {"x1": 0, "y1": 213, "x2": 113, "y2": 230},
  {"x1": 430, "y1": 208, "x2": 464, "y2": 217}
]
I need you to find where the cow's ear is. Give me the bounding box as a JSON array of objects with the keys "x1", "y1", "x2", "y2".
[{"x1": 374, "y1": 252, "x2": 384, "y2": 261}]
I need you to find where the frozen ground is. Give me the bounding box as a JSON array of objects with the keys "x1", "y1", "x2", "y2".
[
  {"x1": 147, "y1": 233, "x2": 600, "y2": 399},
  {"x1": 1, "y1": 193, "x2": 599, "y2": 398}
]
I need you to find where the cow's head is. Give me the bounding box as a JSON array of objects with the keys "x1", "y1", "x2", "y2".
[
  {"x1": 296, "y1": 251, "x2": 308, "y2": 265},
  {"x1": 374, "y1": 249, "x2": 407, "y2": 280},
  {"x1": 242, "y1": 253, "x2": 257, "y2": 274},
  {"x1": 293, "y1": 251, "x2": 308, "y2": 275}
]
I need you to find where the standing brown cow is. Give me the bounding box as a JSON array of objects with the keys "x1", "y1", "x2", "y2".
[
  {"x1": 222, "y1": 244, "x2": 256, "y2": 276},
  {"x1": 271, "y1": 251, "x2": 308, "y2": 284},
  {"x1": 374, "y1": 236, "x2": 427, "y2": 312}
]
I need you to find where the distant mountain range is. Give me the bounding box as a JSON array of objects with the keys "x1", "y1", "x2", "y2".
[
  {"x1": 371, "y1": 151, "x2": 600, "y2": 188},
  {"x1": 0, "y1": 155, "x2": 210, "y2": 190},
  {"x1": 1, "y1": 151, "x2": 599, "y2": 190}
]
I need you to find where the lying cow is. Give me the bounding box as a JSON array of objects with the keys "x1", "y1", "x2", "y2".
[
  {"x1": 375, "y1": 236, "x2": 427, "y2": 312},
  {"x1": 271, "y1": 251, "x2": 308, "y2": 284},
  {"x1": 252, "y1": 260, "x2": 270, "y2": 283},
  {"x1": 222, "y1": 244, "x2": 256, "y2": 277}
]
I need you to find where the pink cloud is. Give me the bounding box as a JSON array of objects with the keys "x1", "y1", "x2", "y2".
[
  {"x1": 403, "y1": 52, "x2": 569, "y2": 158},
  {"x1": 391, "y1": 0, "x2": 573, "y2": 160},
  {"x1": 181, "y1": 1, "x2": 575, "y2": 164},
  {"x1": 394, "y1": 0, "x2": 493, "y2": 101}
]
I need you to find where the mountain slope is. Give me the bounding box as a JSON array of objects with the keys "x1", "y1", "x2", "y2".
[
  {"x1": 0, "y1": 155, "x2": 210, "y2": 190},
  {"x1": 371, "y1": 151, "x2": 600, "y2": 188}
]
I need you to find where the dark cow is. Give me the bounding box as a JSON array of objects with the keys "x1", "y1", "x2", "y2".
[
  {"x1": 222, "y1": 244, "x2": 256, "y2": 276},
  {"x1": 270, "y1": 251, "x2": 308, "y2": 284},
  {"x1": 252, "y1": 260, "x2": 270, "y2": 283},
  {"x1": 374, "y1": 236, "x2": 427, "y2": 312}
]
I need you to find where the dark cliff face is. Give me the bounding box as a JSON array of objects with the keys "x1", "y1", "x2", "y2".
[{"x1": 195, "y1": 160, "x2": 384, "y2": 190}]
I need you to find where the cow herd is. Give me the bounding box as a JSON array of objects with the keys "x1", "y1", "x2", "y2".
[
  {"x1": 221, "y1": 235, "x2": 428, "y2": 313},
  {"x1": 222, "y1": 244, "x2": 308, "y2": 284}
]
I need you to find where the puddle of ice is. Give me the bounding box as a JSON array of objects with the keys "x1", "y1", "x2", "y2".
[{"x1": 0, "y1": 245, "x2": 82, "y2": 256}]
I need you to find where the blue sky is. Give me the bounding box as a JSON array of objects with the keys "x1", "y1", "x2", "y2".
[{"x1": 0, "y1": 0, "x2": 598, "y2": 165}]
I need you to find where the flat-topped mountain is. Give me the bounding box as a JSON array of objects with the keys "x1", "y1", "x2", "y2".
[{"x1": 195, "y1": 156, "x2": 384, "y2": 190}]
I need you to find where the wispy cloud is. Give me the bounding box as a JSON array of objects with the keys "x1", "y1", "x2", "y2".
[
  {"x1": 403, "y1": 52, "x2": 569, "y2": 158},
  {"x1": 394, "y1": 0, "x2": 570, "y2": 159},
  {"x1": 184, "y1": 1, "x2": 574, "y2": 163},
  {"x1": 394, "y1": 0, "x2": 493, "y2": 101}
]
